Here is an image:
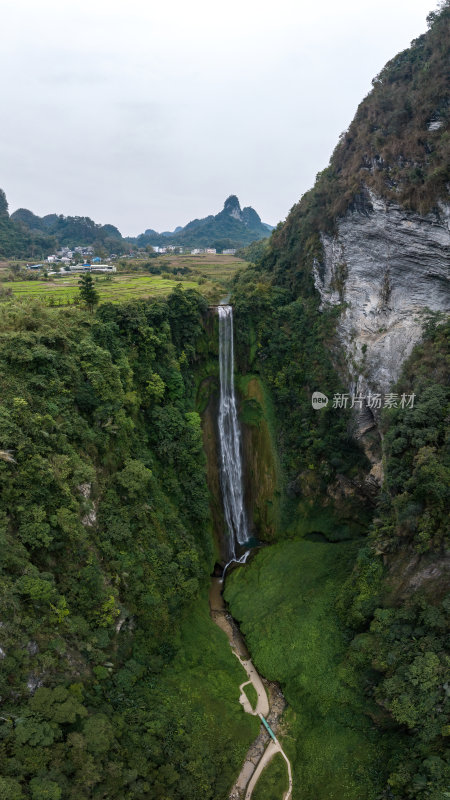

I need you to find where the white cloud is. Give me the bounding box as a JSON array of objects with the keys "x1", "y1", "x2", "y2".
[{"x1": 1, "y1": 0, "x2": 436, "y2": 233}]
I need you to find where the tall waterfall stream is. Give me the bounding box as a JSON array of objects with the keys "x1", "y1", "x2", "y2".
[
  {"x1": 218, "y1": 305, "x2": 249, "y2": 563},
  {"x1": 209, "y1": 305, "x2": 292, "y2": 800}
]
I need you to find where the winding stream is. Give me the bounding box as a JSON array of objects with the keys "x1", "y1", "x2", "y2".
[{"x1": 211, "y1": 305, "x2": 293, "y2": 800}]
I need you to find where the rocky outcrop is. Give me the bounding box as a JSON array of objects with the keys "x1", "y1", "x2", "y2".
[{"x1": 314, "y1": 189, "x2": 450, "y2": 410}]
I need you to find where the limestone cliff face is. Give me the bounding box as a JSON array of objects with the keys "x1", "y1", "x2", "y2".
[{"x1": 314, "y1": 190, "x2": 450, "y2": 411}]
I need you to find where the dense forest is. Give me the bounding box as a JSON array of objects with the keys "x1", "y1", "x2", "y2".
[
  {"x1": 0, "y1": 291, "x2": 257, "y2": 799},
  {"x1": 1, "y1": 289, "x2": 447, "y2": 799},
  {"x1": 11, "y1": 209, "x2": 126, "y2": 254}
]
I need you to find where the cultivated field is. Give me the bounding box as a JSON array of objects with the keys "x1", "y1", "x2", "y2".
[{"x1": 0, "y1": 254, "x2": 248, "y2": 305}]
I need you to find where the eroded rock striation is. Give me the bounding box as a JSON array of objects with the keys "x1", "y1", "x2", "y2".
[{"x1": 314, "y1": 189, "x2": 450, "y2": 408}]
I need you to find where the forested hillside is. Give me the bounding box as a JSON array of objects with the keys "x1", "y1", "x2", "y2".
[
  {"x1": 226, "y1": 5, "x2": 449, "y2": 798},
  {"x1": 0, "y1": 291, "x2": 257, "y2": 799},
  {"x1": 0, "y1": 191, "x2": 128, "y2": 260},
  {"x1": 0, "y1": 191, "x2": 55, "y2": 260},
  {"x1": 11, "y1": 208, "x2": 126, "y2": 254}
]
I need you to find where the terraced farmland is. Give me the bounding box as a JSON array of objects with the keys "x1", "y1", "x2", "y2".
[{"x1": 0, "y1": 254, "x2": 248, "y2": 305}]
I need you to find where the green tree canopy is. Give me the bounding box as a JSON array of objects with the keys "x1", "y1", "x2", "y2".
[{"x1": 78, "y1": 273, "x2": 100, "y2": 312}]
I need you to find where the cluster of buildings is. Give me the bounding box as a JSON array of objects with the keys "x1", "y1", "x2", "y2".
[
  {"x1": 26, "y1": 258, "x2": 116, "y2": 275},
  {"x1": 190, "y1": 248, "x2": 236, "y2": 255},
  {"x1": 26, "y1": 247, "x2": 117, "y2": 274},
  {"x1": 151, "y1": 246, "x2": 236, "y2": 256},
  {"x1": 24, "y1": 243, "x2": 237, "y2": 275},
  {"x1": 46, "y1": 246, "x2": 95, "y2": 264},
  {"x1": 151, "y1": 245, "x2": 183, "y2": 254}
]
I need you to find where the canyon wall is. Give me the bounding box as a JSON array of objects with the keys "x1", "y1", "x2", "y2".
[{"x1": 314, "y1": 190, "x2": 449, "y2": 404}]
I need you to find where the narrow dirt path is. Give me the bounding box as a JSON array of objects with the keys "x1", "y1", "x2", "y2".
[
  {"x1": 244, "y1": 738, "x2": 293, "y2": 800},
  {"x1": 209, "y1": 577, "x2": 293, "y2": 800},
  {"x1": 236, "y1": 660, "x2": 269, "y2": 717}
]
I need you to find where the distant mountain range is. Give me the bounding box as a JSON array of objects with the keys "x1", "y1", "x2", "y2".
[
  {"x1": 131, "y1": 195, "x2": 274, "y2": 250},
  {"x1": 0, "y1": 191, "x2": 273, "y2": 258}
]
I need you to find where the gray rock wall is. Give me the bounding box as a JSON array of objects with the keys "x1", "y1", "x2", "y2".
[{"x1": 314, "y1": 190, "x2": 450, "y2": 407}]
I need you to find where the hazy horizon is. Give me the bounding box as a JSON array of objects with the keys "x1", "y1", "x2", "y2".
[{"x1": 2, "y1": 0, "x2": 438, "y2": 236}]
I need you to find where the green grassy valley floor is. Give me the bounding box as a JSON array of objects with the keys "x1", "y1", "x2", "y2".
[
  {"x1": 243, "y1": 683, "x2": 259, "y2": 711},
  {"x1": 252, "y1": 752, "x2": 289, "y2": 800},
  {"x1": 156, "y1": 593, "x2": 259, "y2": 799},
  {"x1": 225, "y1": 540, "x2": 394, "y2": 800}
]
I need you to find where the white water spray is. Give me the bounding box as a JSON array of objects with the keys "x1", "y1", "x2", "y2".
[{"x1": 217, "y1": 305, "x2": 249, "y2": 563}]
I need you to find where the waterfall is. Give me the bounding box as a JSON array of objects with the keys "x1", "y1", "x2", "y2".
[{"x1": 218, "y1": 305, "x2": 249, "y2": 561}]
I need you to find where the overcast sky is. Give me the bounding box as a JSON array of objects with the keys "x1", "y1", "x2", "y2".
[{"x1": 1, "y1": 0, "x2": 436, "y2": 235}]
